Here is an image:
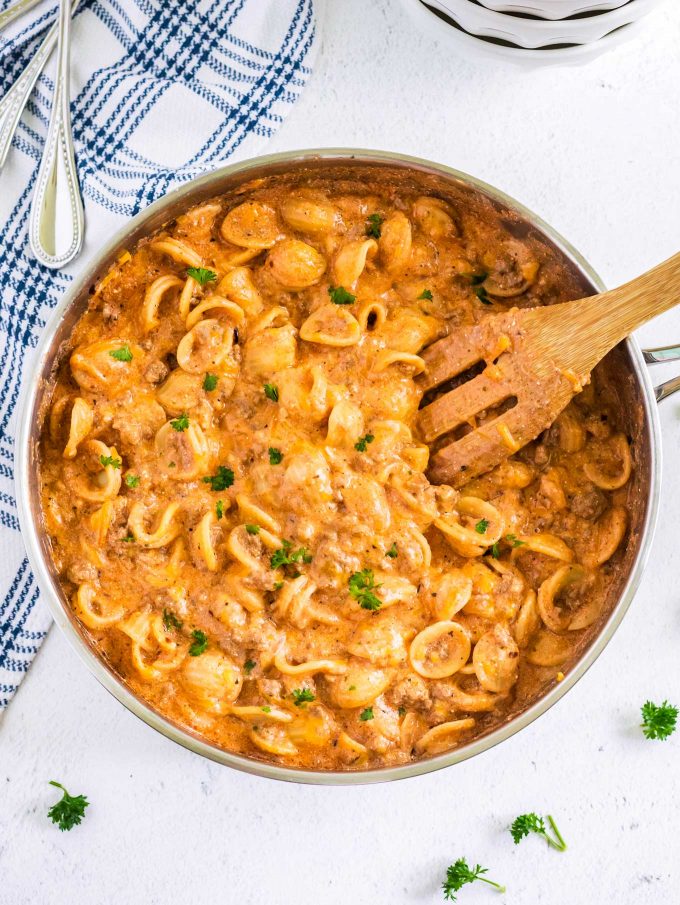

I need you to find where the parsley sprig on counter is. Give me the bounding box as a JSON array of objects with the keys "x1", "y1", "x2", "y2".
[
  {"x1": 348, "y1": 569, "x2": 382, "y2": 611},
  {"x1": 510, "y1": 813, "x2": 567, "y2": 851},
  {"x1": 442, "y1": 859, "x2": 505, "y2": 902},
  {"x1": 641, "y1": 700, "x2": 678, "y2": 740},
  {"x1": 47, "y1": 781, "x2": 89, "y2": 832}
]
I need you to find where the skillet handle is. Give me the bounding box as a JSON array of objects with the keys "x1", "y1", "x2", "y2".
[{"x1": 643, "y1": 344, "x2": 680, "y2": 402}]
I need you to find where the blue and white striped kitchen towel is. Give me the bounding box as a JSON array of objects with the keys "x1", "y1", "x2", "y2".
[{"x1": 0, "y1": 0, "x2": 318, "y2": 711}]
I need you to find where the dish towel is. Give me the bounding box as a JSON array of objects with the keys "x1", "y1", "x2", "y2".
[{"x1": 0, "y1": 0, "x2": 318, "y2": 712}]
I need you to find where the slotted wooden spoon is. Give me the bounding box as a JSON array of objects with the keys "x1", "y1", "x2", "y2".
[{"x1": 417, "y1": 251, "x2": 680, "y2": 486}]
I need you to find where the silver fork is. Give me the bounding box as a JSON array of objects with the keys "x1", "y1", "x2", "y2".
[
  {"x1": 28, "y1": 0, "x2": 83, "y2": 268},
  {"x1": 0, "y1": 0, "x2": 80, "y2": 171},
  {"x1": 0, "y1": 0, "x2": 42, "y2": 32}
]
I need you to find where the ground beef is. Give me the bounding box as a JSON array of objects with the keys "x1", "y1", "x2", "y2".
[
  {"x1": 144, "y1": 359, "x2": 169, "y2": 384},
  {"x1": 570, "y1": 489, "x2": 606, "y2": 520},
  {"x1": 66, "y1": 559, "x2": 98, "y2": 583},
  {"x1": 387, "y1": 675, "x2": 431, "y2": 711}
]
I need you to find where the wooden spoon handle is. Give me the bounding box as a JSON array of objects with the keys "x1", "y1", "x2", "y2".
[{"x1": 554, "y1": 251, "x2": 680, "y2": 373}]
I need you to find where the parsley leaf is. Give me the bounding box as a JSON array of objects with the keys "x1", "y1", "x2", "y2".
[
  {"x1": 328, "y1": 285, "x2": 356, "y2": 305},
  {"x1": 268, "y1": 447, "x2": 283, "y2": 465},
  {"x1": 202, "y1": 466, "x2": 234, "y2": 491},
  {"x1": 246, "y1": 524, "x2": 260, "y2": 535},
  {"x1": 510, "y1": 813, "x2": 567, "y2": 851},
  {"x1": 418, "y1": 288, "x2": 433, "y2": 300},
  {"x1": 215, "y1": 500, "x2": 225, "y2": 520},
  {"x1": 359, "y1": 707, "x2": 374, "y2": 721},
  {"x1": 125, "y1": 474, "x2": 140, "y2": 487},
  {"x1": 261, "y1": 705, "x2": 271, "y2": 713},
  {"x1": 354, "y1": 433, "x2": 375, "y2": 453},
  {"x1": 442, "y1": 859, "x2": 505, "y2": 902},
  {"x1": 189, "y1": 629, "x2": 208, "y2": 657},
  {"x1": 244, "y1": 659, "x2": 256, "y2": 674},
  {"x1": 292, "y1": 688, "x2": 315, "y2": 706},
  {"x1": 348, "y1": 569, "x2": 382, "y2": 610},
  {"x1": 469, "y1": 272, "x2": 488, "y2": 286},
  {"x1": 475, "y1": 286, "x2": 491, "y2": 305},
  {"x1": 270, "y1": 540, "x2": 313, "y2": 570},
  {"x1": 121, "y1": 533, "x2": 135, "y2": 543},
  {"x1": 475, "y1": 518, "x2": 489, "y2": 534},
  {"x1": 264, "y1": 383, "x2": 279, "y2": 403},
  {"x1": 109, "y1": 345, "x2": 133, "y2": 362},
  {"x1": 162, "y1": 608, "x2": 183, "y2": 631},
  {"x1": 99, "y1": 454, "x2": 121, "y2": 469},
  {"x1": 170, "y1": 413, "x2": 189, "y2": 432},
  {"x1": 490, "y1": 542, "x2": 500, "y2": 559},
  {"x1": 641, "y1": 700, "x2": 679, "y2": 740},
  {"x1": 366, "y1": 212, "x2": 384, "y2": 239},
  {"x1": 47, "y1": 781, "x2": 89, "y2": 832},
  {"x1": 386, "y1": 542, "x2": 398, "y2": 559},
  {"x1": 203, "y1": 372, "x2": 218, "y2": 392},
  {"x1": 505, "y1": 533, "x2": 526, "y2": 548},
  {"x1": 187, "y1": 266, "x2": 217, "y2": 286}
]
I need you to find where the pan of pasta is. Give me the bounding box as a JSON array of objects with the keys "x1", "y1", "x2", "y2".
[{"x1": 16, "y1": 150, "x2": 671, "y2": 783}]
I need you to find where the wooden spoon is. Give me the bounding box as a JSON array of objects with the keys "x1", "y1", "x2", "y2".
[{"x1": 417, "y1": 252, "x2": 680, "y2": 486}]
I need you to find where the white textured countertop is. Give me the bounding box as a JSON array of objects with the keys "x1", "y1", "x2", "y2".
[{"x1": 3, "y1": 1, "x2": 680, "y2": 902}]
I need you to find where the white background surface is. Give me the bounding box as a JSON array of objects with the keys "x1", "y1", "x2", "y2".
[{"x1": 3, "y1": 1, "x2": 680, "y2": 902}]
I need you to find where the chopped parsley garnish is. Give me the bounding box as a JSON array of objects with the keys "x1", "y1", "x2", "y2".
[
  {"x1": 398, "y1": 706, "x2": 406, "y2": 717},
  {"x1": 443, "y1": 859, "x2": 505, "y2": 902},
  {"x1": 418, "y1": 288, "x2": 433, "y2": 300},
  {"x1": 109, "y1": 344, "x2": 133, "y2": 362},
  {"x1": 125, "y1": 474, "x2": 140, "y2": 487},
  {"x1": 215, "y1": 500, "x2": 225, "y2": 520},
  {"x1": 270, "y1": 540, "x2": 313, "y2": 570},
  {"x1": 261, "y1": 705, "x2": 271, "y2": 713},
  {"x1": 203, "y1": 372, "x2": 218, "y2": 392},
  {"x1": 202, "y1": 466, "x2": 234, "y2": 491},
  {"x1": 163, "y1": 609, "x2": 183, "y2": 631},
  {"x1": 186, "y1": 266, "x2": 217, "y2": 286},
  {"x1": 246, "y1": 524, "x2": 260, "y2": 535},
  {"x1": 348, "y1": 569, "x2": 382, "y2": 610},
  {"x1": 641, "y1": 700, "x2": 678, "y2": 740},
  {"x1": 170, "y1": 413, "x2": 189, "y2": 432},
  {"x1": 490, "y1": 542, "x2": 500, "y2": 559},
  {"x1": 505, "y1": 533, "x2": 526, "y2": 548},
  {"x1": 99, "y1": 454, "x2": 121, "y2": 469},
  {"x1": 268, "y1": 447, "x2": 283, "y2": 465},
  {"x1": 510, "y1": 813, "x2": 567, "y2": 851},
  {"x1": 47, "y1": 781, "x2": 89, "y2": 832},
  {"x1": 292, "y1": 688, "x2": 315, "y2": 706},
  {"x1": 475, "y1": 285, "x2": 491, "y2": 305},
  {"x1": 354, "y1": 433, "x2": 375, "y2": 453},
  {"x1": 359, "y1": 707, "x2": 374, "y2": 721},
  {"x1": 189, "y1": 629, "x2": 208, "y2": 657},
  {"x1": 264, "y1": 383, "x2": 279, "y2": 402},
  {"x1": 121, "y1": 533, "x2": 135, "y2": 543},
  {"x1": 366, "y1": 212, "x2": 384, "y2": 239},
  {"x1": 328, "y1": 285, "x2": 356, "y2": 305},
  {"x1": 475, "y1": 518, "x2": 489, "y2": 534},
  {"x1": 273, "y1": 581, "x2": 284, "y2": 591},
  {"x1": 386, "y1": 542, "x2": 398, "y2": 559},
  {"x1": 470, "y1": 272, "x2": 488, "y2": 286},
  {"x1": 244, "y1": 659, "x2": 256, "y2": 674}
]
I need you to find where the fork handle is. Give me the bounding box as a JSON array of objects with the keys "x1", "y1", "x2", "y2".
[
  {"x1": 28, "y1": 0, "x2": 84, "y2": 269},
  {"x1": 0, "y1": 0, "x2": 41, "y2": 31}
]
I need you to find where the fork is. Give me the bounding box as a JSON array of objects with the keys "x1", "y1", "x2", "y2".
[
  {"x1": 416, "y1": 251, "x2": 680, "y2": 486},
  {"x1": 0, "y1": 0, "x2": 42, "y2": 31},
  {"x1": 28, "y1": 0, "x2": 83, "y2": 268}
]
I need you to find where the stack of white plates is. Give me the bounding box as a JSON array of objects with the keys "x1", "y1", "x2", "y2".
[{"x1": 399, "y1": 0, "x2": 665, "y2": 64}]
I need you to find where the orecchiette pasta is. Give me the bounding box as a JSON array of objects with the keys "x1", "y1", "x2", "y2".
[{"x1": 40, "y1": 171, "x2": 635, "y2": 772}]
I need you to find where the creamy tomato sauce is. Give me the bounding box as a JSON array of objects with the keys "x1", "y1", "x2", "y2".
[{"x1": 38, "y1": 168, "x2": 633, "y2": 770}]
